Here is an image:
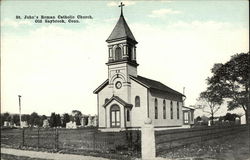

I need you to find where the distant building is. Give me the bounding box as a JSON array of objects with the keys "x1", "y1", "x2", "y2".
[
  {"x1": 43, "y1": 119, "x2": 49, "y2": 128},
  {"x1": 240, "y1": 114, "x2": 246, "y2": 124},
  {"x1": 66, "y1": 121, "x2": 77, "y2": 129},
  {"x1": 20, "y1": 121, "x2": 28, "y2": 128},
  {"x1": 182, "y1": 106, "x2": 195, "y2": 127},
  {"x1": 4, "y1": 121, "x2": 11, "y2": 127}
]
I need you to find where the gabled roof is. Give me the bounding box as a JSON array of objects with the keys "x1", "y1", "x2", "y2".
[
  {"x1": 93, "y1": 79, "x2": 108, "y2": 94},
  {"x1": 106, "y1": 15, "x2": 137, "y2": 43},
  {"x1": 103, "y1": 95, "x2": 133, "y2": 108},
  {"x1": 130, "y1": 75, "x2": 185, "y2": 97}
]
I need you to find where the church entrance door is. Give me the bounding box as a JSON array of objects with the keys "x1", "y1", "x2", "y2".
[{"x1": 110, "y1": 104, "x2": 120, "y2": 128}]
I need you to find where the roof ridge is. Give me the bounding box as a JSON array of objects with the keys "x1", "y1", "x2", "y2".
[{"x1": 132, "y1": 75, "x2": 185, "y2": 97}]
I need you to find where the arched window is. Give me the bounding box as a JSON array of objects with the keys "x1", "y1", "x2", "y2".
[
  {"x1": 127, "y1": 109, "x2": 130, "y2": 121},
  {"x1": 115, "y1": 47, "x2": 122, "y2": 61},
  {"x1": 163, "y1": 100, "x2": 166, "y2": 119},
  {"x1": 135, "y1": 96, "x2": 140, "y2": 107},
  {"x1": 110, "y1": 105, "x2": 120, "y2": 127},
  {"x1": 177, "y1": 102, "x2": 180, "y2": 119},
  {"x1": 105, "y1": 98, "x2": 109, "y2": 104},
  {"x1": 155, "y1": 98, "x2": 158, "y2": 119},
  {"x1": 170, "y1": 101, "x2": 173, "y2": 119}
]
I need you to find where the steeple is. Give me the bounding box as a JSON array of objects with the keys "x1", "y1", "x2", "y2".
[
  {"x1": 106, "y1": 2, "x2": 138, "y2": 79},
  {"x1": 106, "y1": 3, "x2": 137, "y2": 44}
]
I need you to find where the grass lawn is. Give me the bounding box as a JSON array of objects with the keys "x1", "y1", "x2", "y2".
[{"x1": 159, "y1": 130, "x2": 250, "y2": 160}]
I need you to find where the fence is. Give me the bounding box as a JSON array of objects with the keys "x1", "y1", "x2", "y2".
[
  {"x1": 1, "y1": 124, "x2": 248, "y2": 158},
  {"x1": 155, "y1": 124, "x2": 247, "y2": 155},
  {"x1": 19, "y1": 128, "x2": 141, "y2": 155}
]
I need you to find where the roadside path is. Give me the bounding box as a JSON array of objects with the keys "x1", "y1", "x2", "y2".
[{"x1": 1, "y1": 148, "x2": 110, "y2": 160}]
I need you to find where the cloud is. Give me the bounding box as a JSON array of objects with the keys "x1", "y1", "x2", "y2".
[
  {"x1": 148, "y1": 8, "x2": 181, "y2": 18},
  {"x1": 104, "y1": 17, "x2": 117, "y2": 23},
  {"x1": 107, "y1": 1, "x2": 136, "y2": 7},
  {"x1": 1, "y1": 18, "x2": 32, "y2": 27},
  {"x1": 160, "y1": 0, "x2": 173, "y2": 3}
]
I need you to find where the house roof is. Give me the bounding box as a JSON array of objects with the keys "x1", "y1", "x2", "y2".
[
  {"x1": 182, "y1": 106, "x2": 195, "y2": 110},
  {"x1": 130, "y1": 75, "x2": 185, "y2": 97},
  {"x1": 103, "y1": 95, "x2": 133, "y2": 108},
  {"x1": 106, "y1": 14, "x2": 137, "y2": 43}
]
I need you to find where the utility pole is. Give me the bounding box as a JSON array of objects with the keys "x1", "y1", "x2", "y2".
[
  {"x1": 18, "y1": 95, "x2": 22, "y2": 128},
  {"x1": 183, "y1": 87, "x2": 186, "y2": 106}
]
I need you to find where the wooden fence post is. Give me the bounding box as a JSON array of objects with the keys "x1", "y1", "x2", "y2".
[
  {"x1": 37, "y1": 128, "x2": 40, "y2": 148},
  {"x1": 54, "y1": 128, "x2": 58, "y2": 151},
  {"x1": 141, "y1": 118, "x2": 156, "y2": 160},
  {"x1": 93, "y1": 132, "x2": 96, "y2": 151},
  {"x1": 22, "y1": 128, "x2": 25, "y2": 147}
]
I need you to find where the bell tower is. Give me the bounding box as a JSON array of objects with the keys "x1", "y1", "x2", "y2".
[{"x1": 106, "y1": 2, "x2": 138, "y2": 88}]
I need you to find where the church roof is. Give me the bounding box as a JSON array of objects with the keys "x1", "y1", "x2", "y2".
[
  {"x1": 93, "y1": 79, "x2": 109, "y2": 94},
  {"x1": 130, "y1": 75, "x2": 185, "y2": 97},
  {"x1": 93, "y1": 75, "x2": 184, "y2": 97},
  {"x1": 103, "y1": 95, "x2": 133, "y2": 108},
  {"x1": 106, "y1": 14, "x2": 137, "y2": 43}
]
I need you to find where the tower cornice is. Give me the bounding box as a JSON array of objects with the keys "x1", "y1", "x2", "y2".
[{"x1": 106, "y1": 60, "x2": 139, "y2": 67}]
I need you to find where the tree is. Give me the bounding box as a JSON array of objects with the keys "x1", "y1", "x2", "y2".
[
  {"x1": 49, "y1": 112, "x2": 56, "y2": 128},
  {"x1": 38, "y1": 115, "x2": 47, "y2": 127},
  {"x1": 3, "y1": 112, "x2": 11, "y2": 122},
  {"x1": 62, "y1": 113, "x2": 70, "y2": 127},
  {"x1": 21, "y1": 114, "x2": 31, "y2": 125},
  {"x1": 197, "y1": 84, "x2": 223, "y2": 125},
  {"x1": 29, "y1": 112, "x2": 41, "y2": 127},
  {"x1": 41, "y1": 115, "x2": 47, "y2": 120},
  {"x1": 0, "y1": 114, "x2": 3, "y2": 126},
  {"x1": 224, "y1": 113, "x2": 239, "y2": 122},
  {"x1": 13, "y1": 114, "x2": 20, "y2": 126},
  {"x1": 72, "y1": 110, "x2": 82, "y2": 126},
  {"x1": 55, "y1": 114, "x2": 62, "y2": 127},
  {"x1": 208, "y1": 52, "x2": 250, "y2": 123},
  {"x1": 196, "y1": 116, "x2": 202, "y2": 122}
]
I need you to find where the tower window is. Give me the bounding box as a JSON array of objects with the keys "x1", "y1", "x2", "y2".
[
  {"x1": 127, "y1": 109, "x2": 130, "y2": 121},
  {"x1": 155, "y1": 98, "x2": 158, "y2": 119},
  {"x1": 170, "y1": 101, "x2": 173, "y2": 119},
  {"x1": 128, "y1": 47, "x2": 132, "y2": 61},
  {"x1": 134, "y1": 47, "x2": 136, "y2": 60},
  {"x1": 115, "y1": 47, "x2": 122, "y2": 61},
  {"x1": 177, "y1": 102, "x2": 180, "y2": 119},
  {"x1": 109, "y1": 48, "x2": 112, "y2": 58},
  {"x1": 135, "y1": 96, "x2": 140, "y2": 107},
  {"x1": 163, "y1": 100, "x2": 166, "y2": 119}
]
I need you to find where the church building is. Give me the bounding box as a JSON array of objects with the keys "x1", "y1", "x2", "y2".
[{"x1": 94, "y1": 3, "x2": 185, "y2": 131}]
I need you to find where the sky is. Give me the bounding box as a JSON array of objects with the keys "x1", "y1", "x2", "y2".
[{"x1": 1, "y1": 0, "x2": 249, "y2": 117}]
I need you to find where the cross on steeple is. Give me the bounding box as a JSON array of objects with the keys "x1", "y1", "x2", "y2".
[{"x1": 118, "y1": 2, "x2": 125, "y2": 16}]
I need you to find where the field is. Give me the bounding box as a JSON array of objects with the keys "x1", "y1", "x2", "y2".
[{"x1": 159, "y1": 130, "x2": 250, "y2": 160}]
